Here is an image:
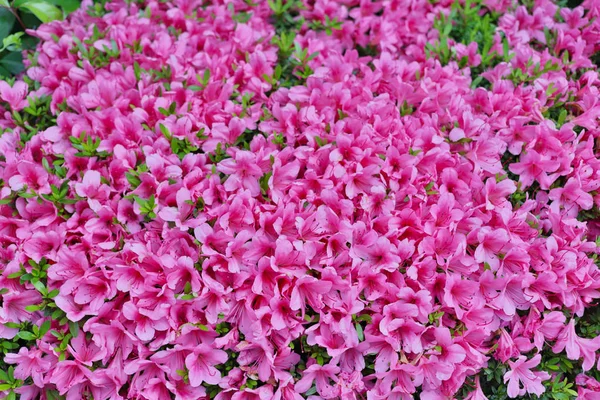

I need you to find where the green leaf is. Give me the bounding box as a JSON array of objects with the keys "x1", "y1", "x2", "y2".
[
  {"x1": 68, "y1": 320, "x2": 79, "y2": 337},
  {"x1": 305, "y1": 385, "x2": 317, "y2": 396},
  {"x1": 25, "y1": 304, "x2": 41, "y2": 312},
  {"x1": 0, "y1": 9, "x2": 15, "y2": 43},
  {"x1": 2, "y1": 341, "x2": 18, "y2": 350},
  {"x1": 32, "y1": 279, "x2": 46, "y2": 294},
  {"x1": 46, "y1": 0, "x2": 80, "y2": 14},
  {"x1": 17, "y1": 330, "x2": 36, "y2": 340},
  {"x1": 19, "y1": 0, "x2": 63, "y2": 22},
  {"x1": 0, "y1": 32, "x2": 24, "y2": 52},
  {"x1": 7, "y1": 271, "x2": 22, "y2": 279},
  {"x1": 202, "y1": 69, "x2": 210, "y2": 85},
  {"x1": 557, "y1": 109, "x2": 567, "y2": 127},
  {"x1": 159, "y1": 123, "x2": 171, "y2": 140},
  {"x1": 355, "y1": 323, "x2": 364, "y2": 341},
  {"x1": 0, "y1": 384, "x2": 12, "y2": 391},
  {"x1": 39, "y1": 320, "x2": 51, "y2": 337},
  {"x1": 0, "y1": 0, "x2": 10, "y2": 8},
  {"x1": 0, "y1": 51, "x2": 24, "y2": 75}
]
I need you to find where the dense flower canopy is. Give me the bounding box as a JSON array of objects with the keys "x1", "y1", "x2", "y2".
[{"x1": 1, "y1": 0, "x2": 600, "y2": 399}]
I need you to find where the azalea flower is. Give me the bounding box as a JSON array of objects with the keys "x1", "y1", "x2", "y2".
[
  {"x1": 295, "y1": 363, "x2": 341, "y2": 398},
  {"x1": 552, "y1": 319, "x2": 600, "y2": 371},
  {"x1": 185, "y1": 344, "x2": 228, "y2": 387},
  {"x1": 503, "y1": 354, "x2": 550, "y2": 398}
]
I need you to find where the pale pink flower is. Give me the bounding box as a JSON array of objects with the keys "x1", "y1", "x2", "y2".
[{"x1": 504, "y1": 354, "x2": 550, "y2": 398}]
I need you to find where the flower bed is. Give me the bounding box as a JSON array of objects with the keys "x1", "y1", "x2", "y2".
[{"x1": 1, "y1": 0, "x2": 600, "y2": 399}]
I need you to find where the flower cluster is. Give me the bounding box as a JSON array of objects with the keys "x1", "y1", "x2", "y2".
[{"x1": 1, "y1": 0, "x2": 600, "y2": 399}]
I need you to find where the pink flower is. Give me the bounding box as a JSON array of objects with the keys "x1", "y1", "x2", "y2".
[
  {"x1": 0, "y1": 80, "x2": 28, "y2": 110},
  {"x1": 217, "y1": 151, "x2": 264, "y2": 196},
  {"x1": 295, "y1": 363, "x2": 341, "y2": 398},
  {"x1": 269, "y1": 155, "x2": 300, "y2": 203},
  {"x1": 503, "y1": 354, "x2": 550, "y2": 398},
  {"x1": 4, "y1": 347, "x2": 51, "y2": 387},
  {"x1": 8, "y1": 161, "x2": 50, "y2": 194},
  {"x1": 67, "y1": 333, "x2": 107, "y2": 367},
  {"x1": 343, "y1": 164, "x2": 381, "y2": 199},
  {"x1": 203, "y1": 118, "x2": 245, "y2": 153},
  {"x1": 49, "y1": 360, "x2": 92, "y2": 395},
  {"x1": 549, "y1": 177, "x2": 594, "y2": 212},
  {"x1": 290, "y1": 276, "x2": 333, "y2": 314},
  {"x1": 576, "y1": 374, "x2": 600, "y2": 400},
  {"x1": 121, "y1": 300, "x2": 170, "y2": 342},
  {"x1": 433, "y1": 327, "x2": 466, "y2": 364},
  {"x1": 185, "y1": 344, "x2": 228, "y2": 386},
  {"x1": 88, "y1": 320, "x2": 137, "y2": 363},
  {"x1": 23, "y1": 230, "x2": 62, "y2": 262},
  {"x1": 552, "y1": 319, "x2": 600, "y2": 371},
  {"x1": 1, "y1": 290, "x2": 42, "y2": 323},
  {"x1": 74, "y1": 170, "x2": 110, "y2": 211},
  {"x1": 474, "y1": 228, "x2": 510, "y2": 271},
  {"x1": 443, "y1": 274, "x2": 481, "y2": 319},
  {"x1": 509, "y1": 150, "x2": 558, "y2": 189},
  {"x1": 495, "y1": 328, "x2": 520, "y2": 363},
  {"x1": 418, "y1": 355, "x2": 453, "y2": 389},
  {"x1": 1, "y1": 1, "x2": 600, "y2": 398},
  {"x1": 353, "y1": 236, "x2": 402, "y2": 272},
  {"x1": 485, "y1": 177, "x2": 516, "y2": 210},
  {"x1": 236, "y1": 339, "x2": 276, "y2": 381},
  {"x1": 465, "y1": 376, "x2": 489, "y2": 400},
  {"x1": 231, "y1": 386, "x2": 274, "y2": 400}
]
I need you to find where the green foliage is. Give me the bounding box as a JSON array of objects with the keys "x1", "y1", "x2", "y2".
[
  {"x1": 577, "y1": 304, "x2": 600, "y2": 338},
  {"x1": 159, "y1": 123, "x2": 200, "y2": 160},
  {"x1": 40, "y1": 180, "x2": 80, "y2": 217},
  {"x1": 0, "y1": 257, "x2": 80, "y2": 392},
  {"x1": 207, "y1": 142, "x2": 228, "y2": 164},
  {"x1": 71, "y1": 30, "x2": 123, "y2": 69},
  {"x1": 134, "y1": 194, "x2": 157, "y2": 219},
  {"x1": 507, "y1": 59, "x2": 561, "y2": 85},
  {"x1": 9, "y1": 95, "x2": 56, "y2": 148},
  {"x1": 125, "y1": 163, "x2": 148, "y2": 190},
  {"x1": 267, "y1": 0, "x2": 304, "y2": 34},
  {"x1": 8, "y1": 258, "x2": 62, "y2": 314},
  {"x1": 426, "y1": 0, "x2": 512, "y2": 89},
  {"x1": 0, "y1": 366, "x2": 21, "y2": 400},
  {"x1": 426, "y1": 0, "x2": 503, "y2": 67},
  {"x1": 266, "y1": 0, "x2": 319, "y2": 92},
  {"x1": 269, "y1": 35, "x2": 318, "y2": 90},
  {"x1": 308, "y1": 15, "x2": 342, "y2": 36},
  {"x1": 69, "y1": 131, "x2": 110, "y2": 158},
  {"x1": 0, "y1": 0, "x2": 79, "y2": 78}
]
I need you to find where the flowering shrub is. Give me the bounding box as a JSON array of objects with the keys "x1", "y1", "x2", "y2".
[{"x1": 1, "y1": 0, "x2": 600, "y2": 399}]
